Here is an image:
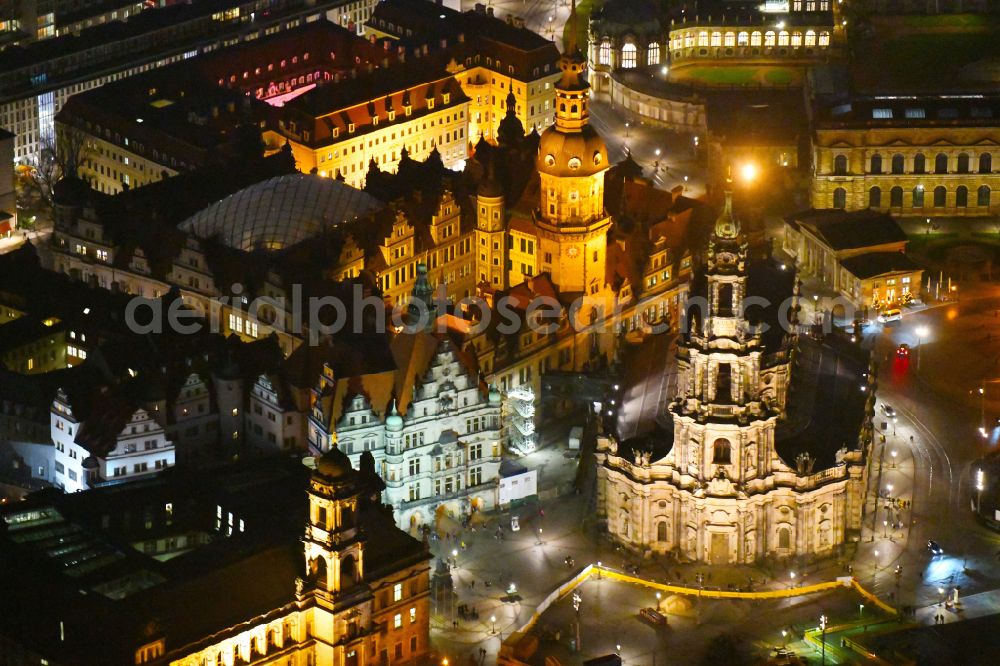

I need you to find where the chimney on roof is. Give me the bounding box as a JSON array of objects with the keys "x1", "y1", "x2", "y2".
[
  {"x1": 475, "y1": 2, "x2": 485, "y2": 13},
  {"x1": 506, "y1": 14, "x2": 512, "y2": 24},
  {"x1": 487, "y1": 6, "x2": 494, "y2": 16}
]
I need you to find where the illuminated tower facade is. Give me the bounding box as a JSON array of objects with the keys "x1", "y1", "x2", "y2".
[{"x1": 534, "y1": 0, "x2": 610, "y2": 296}]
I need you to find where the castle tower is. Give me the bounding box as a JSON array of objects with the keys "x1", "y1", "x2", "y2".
[
  {"x1": 303, "y1": 447, "x2": 366, "y2": 599},
  {"x1": 533, "y1": 0, "x2": 610, "y2": 296},
  {"x1": 475, "y1": 158, "x2": 507, "y2": 288}
]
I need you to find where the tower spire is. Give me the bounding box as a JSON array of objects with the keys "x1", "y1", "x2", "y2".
[
  {"x1": 566, "y1": 0, "x2": 578, "y2": 54},
  {"x1": 714, "y1": 167, "x2": 739, "y2": 240}
]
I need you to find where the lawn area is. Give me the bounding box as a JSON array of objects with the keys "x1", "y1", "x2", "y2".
[
  {"x1": 853, "y1": 31, "x2": 1000, "y2": 90},
  {"x1": 563, "y1": 0, "x2": 598, "y2": 50},
  {"x1": 678, "y1": 67, "x2": 759, "y2": 85},
  {"x1": 764, "y1": 69, "x2": 793, "y2": 85},
  {"x1": 902, "y1": 13, "x2": 992, "y2": 29}
]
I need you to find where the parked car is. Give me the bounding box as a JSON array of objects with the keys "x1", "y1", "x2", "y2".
[
  {"x1": 927, "y1": 539, "x2": 944, "y2": 556},
  {"x1": 881, "y1": 404, "x2": 896, "y2": 418},
  {"x1": 878, "y1": 308, "x2": 902, "y2": 323},
  {"x1": 639, "y1": 607, "x2": 667, "y2": 626}
]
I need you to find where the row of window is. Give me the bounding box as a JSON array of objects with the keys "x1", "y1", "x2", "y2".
[
  {"x1": 833, "y1": 152, "x2": 994, "y2": 176},
  {"x1": 831, "y1": 184, "x2": 994, "y2": 209}
]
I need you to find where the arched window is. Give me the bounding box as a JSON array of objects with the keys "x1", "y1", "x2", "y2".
[
  {"x1": 934, "y1": 186, "x2": 947, "y2": 207},
  {"x1": 833, "y1": 187, "x2": 847, "y2": 209},
  {"x1": 712, "y1": 438, "x2": 732, "y2": 464},
  {"x1": 778, "y1": 31, "x2": 790, "y2": 46},
  {"x1": 657, "y1": 521, "x2": 668, "y2": 541},
  {"x1": 722, "y1": 32, "x2": 734, "y2": 47},
  {"x1": 621, "y1": 43, "x2": 637, "y2": 68},
  {"x1": 598, "y1": 40, "x2": 611, "y2": 65},
  {"x1": 684, "y1": 32, "x2": 695, "y2": 48},
  {"x1": 913, "y1": 185, "x2": 925, "y2": 208},
  {"x1": 957, "y1": 153, "x2": 970, "y2": 174},
  {"x1": 818, "y1": 31, "x2": 830, "y2": 46},
  {"x1": 698, "y1": 31, "x2": 709, "y2": 47},
  {"x1": 935, "y1": 153, "x2": 949, "y2": 174},
  {"x1": 791, "y1": 32, "x2": 802, "y2": 47},
  {"x1": 804, "y1": 30, "x2": 816, "y2": 46},
  {"x1": 738, "y1": 31, "x2": 749, "y2": 46},
  {"x1": 647, "y1": 42, "x2": 660, "y2": 65},
  {"x1": 869, "y1": 186, "x2": 881, "y2": 209},
  {"x1": 981, "y1": 153, "x2": 993, "y2": 174},
  {"x1": 890, "y1": 186, "x2": 903, "y2": 208},
  {"x1": 833, "y1": 154, "x2": 847, "y2": 175},
  {"x1": 891, "y1": 154, "x2": 905, "y2": 174},
  {"x1": 956, "y1": 185, "x2": 969, "y2": 207},
  {"x1": 764, "y1": 31, "x2": 776, "y2": 46},
  {"x1": 711, "y1": 31, "x2": 722, "y2": 47},
  {"x1": 914, "y1": 153, "x2": 926, "y2": 174},
  {"x1": 870, "y1": 153, "x2": 882, "y2": 174},
  {"x1": 751, "y1": 31, "x2": 762, "y2": 46},
  {"x1": 778, "y1": 526, "x2": 791, "y2": 549},
  {"x1": 979, "y1": 185, "x2": 992, "y2": 207}
]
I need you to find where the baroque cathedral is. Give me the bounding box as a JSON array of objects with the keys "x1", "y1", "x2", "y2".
[{"x1": 596, "y1": 186, "x2": 875, "y2": 564}]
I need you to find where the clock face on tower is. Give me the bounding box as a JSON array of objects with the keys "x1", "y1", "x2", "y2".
[{"x1": 567, "y1": 246, "x2": 579, "y2": 258}]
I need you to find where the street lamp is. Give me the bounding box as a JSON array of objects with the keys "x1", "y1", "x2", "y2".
[
  {"x1": 536, "y1": 527, "x2": 544, "y2": 545},
  {"x1": 740, "y1": 162, "x2": 758, "y2": 184},
  {"x1": 938, "y1": 586, "x2": 946, "y2": 606},
  {"x1": 977, "y1": 468, "x2": 986, "y2": 512},
  {"x1": 820, "y1": 615, "x2": 828, "y2": 665},
  {"x1": 654, "y1": 148, "x2": 661, "y2": 172},
  {"x1": 859, "y1": 603, "x2": 865, "y2": 620},
  {"x1": 781, "y1": 629, "x2": 788, "y2": 647},
  {"x1": 891, "y1": 449, "x2": 898, "y2": 468},
  {"x1": 490, "y1": 615, "x2": 497, "y2": 635},
  {"x1": 916, "y1": 325, "x2": 929, "y2": 370}
]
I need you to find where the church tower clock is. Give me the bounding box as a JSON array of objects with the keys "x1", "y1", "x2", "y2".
[{"x1": 534, "y1": 0, "x2": 610, "y2": 295}]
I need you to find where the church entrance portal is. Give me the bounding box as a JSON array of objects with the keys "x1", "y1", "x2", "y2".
[{"x1": 710, "y1": 532, "x2": 729, "y2": 565}]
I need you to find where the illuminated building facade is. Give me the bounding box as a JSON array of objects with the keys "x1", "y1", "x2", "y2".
[
  {"x1": 812, "y1": 95, "x2": 1000, "y2": 216},
  {"x1": 0, "y1": 454, "x2": 431, "y2": 666},
  {"x1": 1, "y1": 0, "x2": 358, "y2": 165},
  {"x1": 588, "y1": 0, "x2": 841, "y2": 94},
  {"x1": 306, "y1": 296, "x2": 503, "y2": 529},
  {"x1": 597, "y1": 191, "x2": 873, "y2": 563},
  {"x1": 368, "y1": 0, "x2": 561, "y2": 141},
  {"x1": 784, "y1": 209, "x2": 923, "y2": 312}
]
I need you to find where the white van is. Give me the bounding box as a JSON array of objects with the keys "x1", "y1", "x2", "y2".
[{"x1": 878, "y1": 308, "x2": 902, "y2": 323}]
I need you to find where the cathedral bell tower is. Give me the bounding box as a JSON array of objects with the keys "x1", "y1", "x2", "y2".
[
  {"x1": 670, "y1": 181, "x2": 780, "y2": 489},
  {"x1": 533, "y1": 0, "x2": 610, "y2": 296}
]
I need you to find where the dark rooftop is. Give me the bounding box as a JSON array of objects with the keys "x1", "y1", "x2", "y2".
[
  {"x1": 840, "y1": 252, "x2": 922, "y2": 280},
  {"x1": 787, "y1": 209, "x2": 909, "y2": 252}
]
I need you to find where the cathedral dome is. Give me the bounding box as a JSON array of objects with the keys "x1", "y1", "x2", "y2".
[
  {"x1": 316, "y1": 446, "x2": 353, "y2": 480},
  {"x1": 536, "y1": 125, "x2": 608, "y2": 178}
]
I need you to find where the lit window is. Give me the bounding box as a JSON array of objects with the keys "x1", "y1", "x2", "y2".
[
  {"x1": 598, "y1": 41, "x2": 610, "y2": 64},
  {"x1": 394, "y1": 614, "x2": 402, "y2": 629},
  {"x1": 410, "y1": 607, "x2": 416, "y2": 623},
  {"x1": 621, "y1": 43, "x2": 636, "y2": 69},
  {"x1": 394, "y1": 583, "x2": 403, "y2": 601}
]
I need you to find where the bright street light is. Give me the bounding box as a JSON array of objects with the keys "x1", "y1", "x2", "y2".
[{"x1": 740, "y1": 162, "x2": 758, "y2": 183}]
